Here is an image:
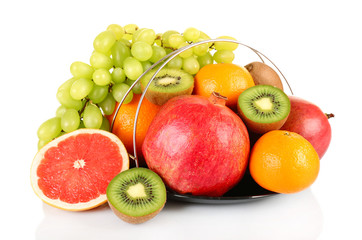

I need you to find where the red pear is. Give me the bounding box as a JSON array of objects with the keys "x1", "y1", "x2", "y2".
[
  {"x1": 281, "y1": 96, "x2": 333, "y2": 159},
  {"x1": 142, "y1": 92, "x2": 250, "y2": 197}
]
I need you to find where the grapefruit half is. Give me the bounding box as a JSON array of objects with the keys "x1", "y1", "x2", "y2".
[{"x1": 30, "y1": 129, "x2": 129, "y2": 211}]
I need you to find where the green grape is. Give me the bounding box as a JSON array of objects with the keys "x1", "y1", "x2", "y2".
[
  {"x1": 132, "y1": 28, "x2": 156, "y2": 45},
  {"x1": 199, "y1": 31, "x2": 211, "y2": 39},
  {"x1": 167, "y1": 55, "x2": 183, "y2": 69},
  {"x1": 56, "y1": 105, "x2": 68, "y2": 118},
  {"x1": 57, "y1": 131, "x2": 66, "y2": 138},
  {"x1": 199, "y1": 31, "x2": 213, "y2": 47},
  {"x1": 168, "y1": 33, "x2": 185, "y2": 49},
  {"x1": 193, "y1": 40, "x2": 209, "y2": 56},
  {"x1": 100, "y1": 116, "x2": 110, "y2": 131},
  {"x1": 197, "y1": 52, "x2": 213, "y2": 68},
  {"x1": 107, "y1": 24, "x2": 124, "y2": 40},
  {"x1": 70, "y1": 78, "x2": 94, "y2": 100},
  {"x1": 161, "y1": 30, "x2": 179, "y2": 48},
  {"x1": 37, "y1": 117, "x2": 62, "y2": 141},
  {"x1": 183, "y1": 27, "x2": 200, "y2": 42},
  {"x1": 123, "y1": 57, "x2": 143, "y2": 80},
  {"x1": 104, "y1": 49, "x2": 112, "y2": 57},
  {"x1": 79, "y1": 120, "x2": 85, "y2": 129},
  {"x1": 178, "y1": 42, "x2": 193, "y2": 58},
  {"x1": 214, "y1": 36, "x2": 238, "y2": 51},
  {"x1": 99, "y1": 93, "x2": 116, "y2": 115},
  {"x1": 112, "y1": 67, "x2": 126, "y2": 83},
  {"x1": 182, "y1": 56, "x2": 200, "y2": 75},
  {"x1": 112, "y1": 83, "x2": 134, "y2": 104},
  {"x1": 141, "y1": 61, "x2": 152, "y2": 72},
  {"x1": 38, "y1": 138, "x2": 50, "y2": 150},
  {"x1": 126, "y1": 79, "x2": 142, "y2": 94},
  {"x1": 123, "y1": 34, "x2": 133, "y2": 40},
  {"x1": 155, "y1": 33, "x2": 162, "y2": 46},
  {"x1": 131, "y1": 28, "x2": 144, "y2": 41},
  {"x1": 213, "y1": 50, "x2": 235, "y2": 63},
  {"x1": 165, "y1": 48, "x2": 173, "y2": 54},
  {"x1": 131, "y1": 41, "x2": 153, "y2": 61},
  {"x1": 88, "y1": 84, "x2": 108, "y2": 103},
  {"x1": 200, "y1": 31, "x2": 212, "y2": 40},
  {"x1": 56, "y1": 79, "x2": 83, "y2": 110},
  {"x1": 83, "y1": 104, "x2": 103, "y2": 129},
  {"x1": 149, "y1": 45, "x2": 166, "y2": 63},
  {"x1": 119, "y1": 38, "x2": 131, "y2": 48},
  {"x1": 93, "y1": 68, "x2": 112, "y2": 86},
  {"x1": 111, "y1": 41, "x2": 131, "y2": 68},
  {"x1": 90, "y1": 51, "x2": 113, "y2": 69},
  {"x1": 57, "y1": 78, "x2": 76, "y2": 91},
  {"x1": 93, "y1": 30, "x2": 116, "y2": 54},
  {"x1": 70, "y1": 61, "x2": 94, "y2": 79},
  {"x1": 61, "y1": 109, "x2": 80, "y2": 132},
  {"x1": 124, "y1": 24, "x2": 139, "y2": 34}
]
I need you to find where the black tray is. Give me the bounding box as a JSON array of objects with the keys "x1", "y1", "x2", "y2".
[{"x1": 166, "y1": 172, "x2": 278, "y2": 204}]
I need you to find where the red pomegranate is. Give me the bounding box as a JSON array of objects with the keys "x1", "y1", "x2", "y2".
[
  {"x1": 281, "y1": 96, "x2": 333, "y2": 159},
  {"x1": 142, "y1": 92, "x2": 250, "y2": 197}
]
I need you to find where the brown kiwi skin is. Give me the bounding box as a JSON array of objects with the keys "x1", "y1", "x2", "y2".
[
  {"x1": 108, "y1": 200, "x2": 165, "y2": 224},
  {"x1": 141, "y1": 86, "x2": 193, "y2": 106},
  {"x1": 245, "y1": 62, "x2": 284, "y2": 91}
]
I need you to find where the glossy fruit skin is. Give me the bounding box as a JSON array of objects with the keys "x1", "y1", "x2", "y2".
[
  {"x1": 249, "y1": 130, "x2": 320, "y2": 194},
  {"x1": 280, "y1": 96, "x2": 332, "y2": 159},
  {"x1": 142, "y1": 94, "x2": 250, "y2": 197},
  {"x1": 194, "y1": 63, "x2": 255, "y2": 109},
  {"x1": 107, "y1": 94, "x2": 161, "y2": 165}
]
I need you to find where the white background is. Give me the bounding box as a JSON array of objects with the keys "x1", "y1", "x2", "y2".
[{"x1": 1, "y1": 0, "x2": 361, "y2": 239}]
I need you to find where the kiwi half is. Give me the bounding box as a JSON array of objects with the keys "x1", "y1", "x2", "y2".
[
  {"x1": 245, "y1": 62, "x2": 284, "y2": 91},
  {"x1": 140, "y1": 67, "x2": 194, "y2": 105},
  {"x1": 106, "y1": 167, "x2": 166, "y2": 224},
  {"x1": 237, "y1": 85, "x2": 290, "y2": 134}
]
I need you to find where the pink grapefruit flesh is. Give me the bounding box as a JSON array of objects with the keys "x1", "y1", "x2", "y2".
[{"x1": 31, "y1": 129, "x2": 129, "y2": 211}]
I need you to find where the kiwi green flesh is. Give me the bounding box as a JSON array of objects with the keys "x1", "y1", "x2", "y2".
[
  {"x1": 238, "y1": 85, "x2": 290, "y2": 124},
  {"x1": 106, "y1": 167, "x2": 166, "y2": 218},
  {"x1": 141, "y1": 68, "x2": 194, "y2": 93}
]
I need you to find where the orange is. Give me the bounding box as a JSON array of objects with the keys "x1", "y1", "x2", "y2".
[
  {"x1": 249, "y1": 130, "x2": 320, "y2": 194},
  {"x1": 31, "y1": 129, "x2": 129, "y2": 211},
  {"x1": 194, "y1": 63, "x2": 255, "y2": 108},
  {"x1": 107, "y1": 94, "x2": 161, "y2": 160}
]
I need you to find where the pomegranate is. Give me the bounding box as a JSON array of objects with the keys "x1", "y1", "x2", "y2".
[
  {"x1": 142, "y1": 92, "x2": 250, "y2": 197},
  {"x1": 281, "y1": 96, "x2": 333, "y2": 159}
]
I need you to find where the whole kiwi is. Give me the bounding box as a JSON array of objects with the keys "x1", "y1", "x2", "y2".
[{"x1": 245, "y1": 62, "x2": 284, "y2": 91}]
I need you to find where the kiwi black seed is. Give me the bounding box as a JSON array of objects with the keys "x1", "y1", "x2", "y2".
[
  {"x1": 106, "y1": 167, "x2": 166, "y2": 224},
  {"x1": 140, "y1": 67, "x2": 194, "y2": 105},
  {"x1": 245, "y1": 62, "x2": 284, "y2": 91},
  {"x1": 237, "y1": 85, "x2": 290, "y2": 134}
]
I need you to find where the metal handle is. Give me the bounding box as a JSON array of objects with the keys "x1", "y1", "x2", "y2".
[{"x1": 110, "y1": 39, "x2": 293, "y2": 167}]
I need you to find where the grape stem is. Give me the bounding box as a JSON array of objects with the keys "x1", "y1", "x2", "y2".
[{"x1": 78, "y1": 99, "x2": 92, "y2": 117}]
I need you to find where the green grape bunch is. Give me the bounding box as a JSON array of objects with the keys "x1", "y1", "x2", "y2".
[{"x1": 36, "y1": 24, "x2": 239, "y2": 149}]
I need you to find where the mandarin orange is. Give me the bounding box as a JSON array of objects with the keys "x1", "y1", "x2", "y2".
[
  {"x1": 249, "y1": 130, "x2": 320, "y2": 194},
  {"x1": 194, "y1": 63, "x2": 254, "y2": 109},
  {"x1": 107, "y1": 94, "x2": 161, "y2": 164}
]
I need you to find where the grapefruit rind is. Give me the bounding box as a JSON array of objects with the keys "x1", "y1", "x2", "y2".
[{"x1": 30, "y1": 129, "x2": 129, "y2": 211}]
